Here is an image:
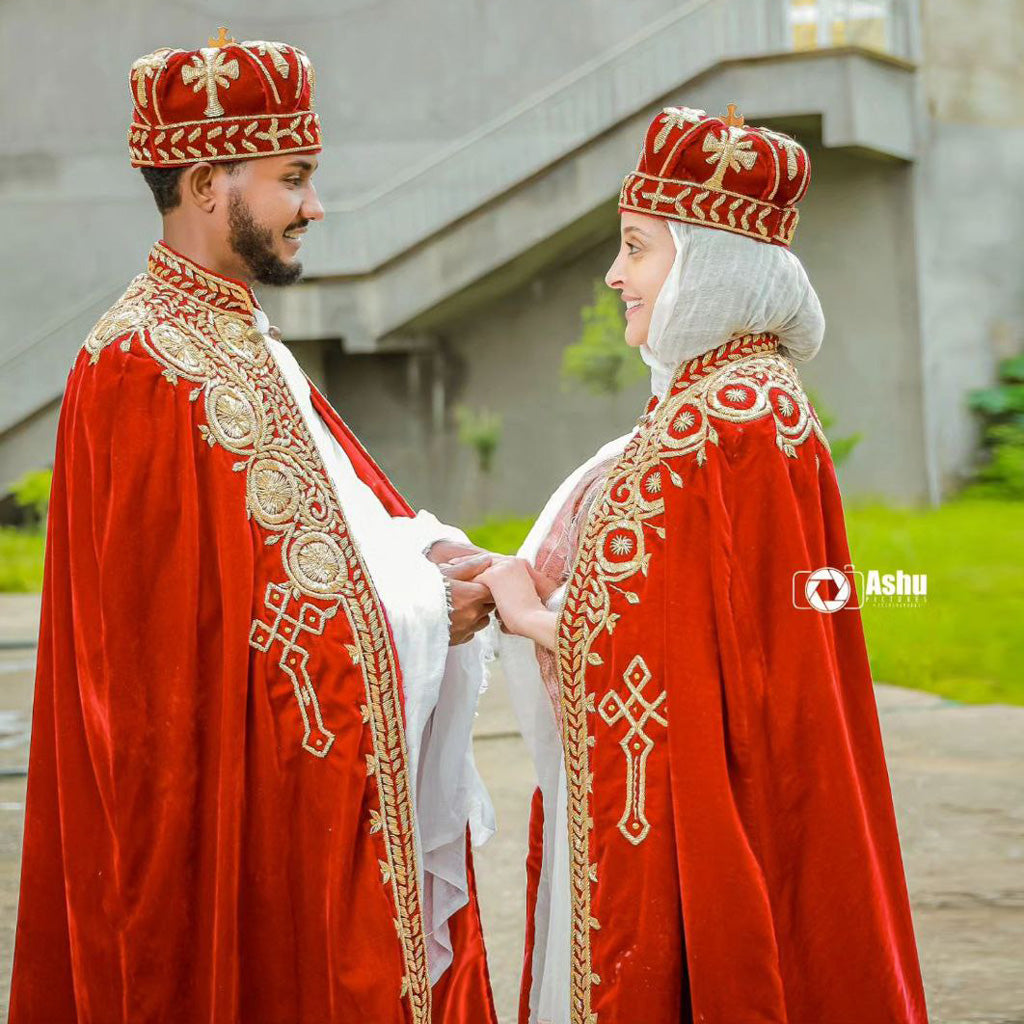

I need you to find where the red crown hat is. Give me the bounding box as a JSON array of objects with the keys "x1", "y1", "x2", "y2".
[
  {"x1": 128, "y1": 27, "x2": 321, "y2": 167},
  {"x1": 619, "y1": 104, "x2": 810, "y2": 247}
]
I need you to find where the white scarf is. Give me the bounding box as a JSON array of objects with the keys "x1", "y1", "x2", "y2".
[{"x1": 641, "y1": 220, "x2": 825, "y2": 399}]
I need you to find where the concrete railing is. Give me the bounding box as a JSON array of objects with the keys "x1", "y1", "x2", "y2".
[
  {"x1": 304, "y1": 0, "x2": 917, "y2": 275},
  {"x1": 0, "y1": 0, "x2": 918, "y2": 441}
]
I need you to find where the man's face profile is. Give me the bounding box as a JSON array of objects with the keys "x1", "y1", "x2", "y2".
[{"x1": 224, "y1": 155, "x2": 323, "y2": 286}]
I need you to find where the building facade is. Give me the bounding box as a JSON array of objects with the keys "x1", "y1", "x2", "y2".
[{"x1": 1, "y1": 0, "x2": 1021, "y2": 525}]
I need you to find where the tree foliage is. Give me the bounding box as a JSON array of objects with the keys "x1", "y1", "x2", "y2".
[{"x1": 561, "y1": 280, "x2": 646, "y2": 397}]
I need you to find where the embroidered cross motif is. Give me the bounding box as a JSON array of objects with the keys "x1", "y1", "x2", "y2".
[
  {"x1": 702, "y1": 126, "x2": 758, "y2": 189},
  {"x1": 249, "y1": 582, "x2": 337, "y2": 758},
  {"x1": 653, "y1": 106, "x2": 706, "y2": 152},
  {"x1": 131, "y1": 50, "x2": 171, "y2": 107},
  {"x1": 598, "y1": 655, "x2": 667, "y2": 845},
  {"x1": 762, "y1": 129, "x2": 803, "y2": 180},
  {"x1": 208, "y1": 26, "x2": 236, "y2": 48},
  {"x1": 640, "y1": 181, "x2": 671, "y2": 210},
  {"x1": 245, "y1": 40, "x2": 290, "y2": 77},
  {"x1": 182, "y1": 48, "x2": 241, "y2": 118},
  {"x1": 256, "y1": 117, "x2": 299, "y2": 150},
  {"x1": 723, "y1": 103, "x2": 745, "y2": 128}
]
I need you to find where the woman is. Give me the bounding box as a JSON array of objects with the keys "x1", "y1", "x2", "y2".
[{"x1": 480, "y1": 106, "x2": 928, "y2": 1024}]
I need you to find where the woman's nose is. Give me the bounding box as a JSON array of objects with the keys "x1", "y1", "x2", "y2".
[{"x1": 605, "y1": 252, "x2": 624, "y2": 290}]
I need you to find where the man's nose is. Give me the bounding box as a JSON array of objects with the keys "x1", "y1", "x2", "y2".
[{"x1": 303, "y1": 184, "x2": 325, "y2": 222}]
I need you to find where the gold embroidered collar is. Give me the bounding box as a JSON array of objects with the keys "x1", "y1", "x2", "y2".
[
  {"x1": 147, "y1": 241, "x2": 258, "y2": 318},
  {"x1": 669, "y1": 333, "x2": 779, "y2": 395}
]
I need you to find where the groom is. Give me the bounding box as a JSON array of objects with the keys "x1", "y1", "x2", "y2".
[{"x1": 9, "y1": 32, "x2": 497, "y2": 1023}]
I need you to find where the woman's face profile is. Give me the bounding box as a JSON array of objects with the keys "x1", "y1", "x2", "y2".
[{"x1": 604, "y1": 211, "x2": 675, "y2": 348}]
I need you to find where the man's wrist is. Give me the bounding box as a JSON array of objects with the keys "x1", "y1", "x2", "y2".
[
  {"x1": 441, "y1": 574, "x2": 455, "y2": 631},
  {"x1": 426, "y1": 538, "x2": 483, "y2": 565}
]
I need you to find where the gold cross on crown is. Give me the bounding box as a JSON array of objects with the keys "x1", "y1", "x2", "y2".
[
  {"x1": 723, "y1": 103, "x2": 745, "y2": 128},
  {"x1": 208, "y1": 26, "x2": 236, "y2": 48}
]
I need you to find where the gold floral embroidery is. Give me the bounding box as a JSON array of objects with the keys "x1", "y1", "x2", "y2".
[
  {"x1": 83, "y1": 243, "x2": 431, "y2": 1019},
  {"x1": 556, "y1": 334, "x2": 827, "y2": 1024},
  {"x1": 761, "y1": 127, "x2": 805, "y2": 181}
]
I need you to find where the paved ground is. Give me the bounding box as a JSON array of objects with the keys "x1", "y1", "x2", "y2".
[{"x1": 0, "y1": 594, "x2": 1021, "y2": 1023}]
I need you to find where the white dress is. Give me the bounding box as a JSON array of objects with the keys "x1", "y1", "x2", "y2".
[{"x1": 257, "y1": 307, "x2": 495, "y2": 983}]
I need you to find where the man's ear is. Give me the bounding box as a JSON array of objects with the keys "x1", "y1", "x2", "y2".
[{"x1": 181, "y1": 162, "x2": 218, "y2": 213}]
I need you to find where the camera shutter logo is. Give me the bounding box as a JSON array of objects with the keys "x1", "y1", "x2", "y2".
[{"x1": 804, "y1": 566, "x2": 852, "y2": 613}]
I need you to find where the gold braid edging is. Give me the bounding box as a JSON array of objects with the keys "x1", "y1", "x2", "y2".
[
  {"x1": 556, "y1": 333, "x2": 826, "y2": 1023},
  {"x1": 83, "y1": 260, "x2": 431, "y2": 1020}
]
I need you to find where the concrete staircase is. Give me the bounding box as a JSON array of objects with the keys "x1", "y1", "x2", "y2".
[{"x1": 0, "y1": 0, "x2": 919, "y2": 479}]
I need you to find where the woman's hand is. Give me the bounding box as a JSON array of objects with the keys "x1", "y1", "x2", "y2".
[{"x1": 477, "y1": 558, "x2": 558, "y2": 652}]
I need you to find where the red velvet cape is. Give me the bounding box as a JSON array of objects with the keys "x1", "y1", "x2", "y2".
[
  {"x1": 10, "y1": 243, "x2": 495, "y2": 1024},
  {"x1": 530, "y1": 334, "x2": 927, "y2": 1023}
]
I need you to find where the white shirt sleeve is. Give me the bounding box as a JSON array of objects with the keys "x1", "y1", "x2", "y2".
[{"x1": 264, "y1": 330, "x2": 494, "y2": 983}]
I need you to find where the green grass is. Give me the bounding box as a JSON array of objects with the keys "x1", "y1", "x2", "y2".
[
  {"x1": 845, "y1": 498, "x2": 1024, "y2": 706},
  {"x1": 465, "y1": 515, "x2": 536, "y2": 556},
  {"x1": 0, "y1": 528, "x2": 46, "y2": 593},
  {"x1": 470, "y1": 499, "x2": 1024, "y2": 706},
  {"x1": 6, "y1": 500, "x2": 1021, "y2": 705}
]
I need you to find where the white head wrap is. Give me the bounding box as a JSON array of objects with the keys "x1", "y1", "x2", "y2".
[{"x1": 641, "y1": 220, "x2": 825, "y2": 398}]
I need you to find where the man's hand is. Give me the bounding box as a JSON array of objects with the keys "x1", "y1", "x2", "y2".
[
  {"x1": 427, "y1": 540, "x2": 560, "y2": 603},
  {"x1": 439, "y1": 553, "x2": 496, "y2": 646},
  {"x1": 427, "y1": 539, "x2": 485, "y2": 566}
]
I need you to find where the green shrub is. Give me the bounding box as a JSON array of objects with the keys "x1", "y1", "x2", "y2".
[
  {"x1": 10, "y1": 467, "x2": 53, "y2": 529},
  {"x1": 561, "y1": 280, "x2": 646, "y2": 397},
  {"x1": 966, "y1": 353, "x2": 1024, "y2": 499},
  {"x1": 805, "y1": 389, "x2": 862, "y2": 468},
  {"x1": 454, "y1": 405, "x2": 502, "y2": 475}
]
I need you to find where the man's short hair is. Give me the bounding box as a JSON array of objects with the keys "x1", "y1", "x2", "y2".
[
  {"x1": 140, "y1": 166, "x2": 186, "y2": 214},
  {"x1": 140, "y1": 162, "x2": 241, "y2": 214}
]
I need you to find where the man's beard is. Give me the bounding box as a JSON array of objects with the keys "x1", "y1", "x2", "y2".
[{"x1": 227, "y1": 190, "x2": 305, "y2": 287}]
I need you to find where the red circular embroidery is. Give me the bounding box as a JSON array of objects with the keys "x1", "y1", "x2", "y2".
[{"x1": 716, "y1": 383, "x2": 757, "y2": 409}]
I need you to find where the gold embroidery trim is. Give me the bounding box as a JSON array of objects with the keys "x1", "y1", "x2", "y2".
[
  {"x1": 128, "y1": 112, "x2": 320, "y2": 166},
  {"x1": 620, "y1": 170, "x2": 799, "y2": 246},
  {"x1": 556, "y1": 333, "x2": 827, "y2": 1024},
  {"x1": 83, "y1": 257, "x2": 431, "y2": 1019}
]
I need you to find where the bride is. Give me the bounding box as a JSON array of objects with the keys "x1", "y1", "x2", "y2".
[{"x1": 478, "y1": 105, "x2": 928, "y2": 1024}]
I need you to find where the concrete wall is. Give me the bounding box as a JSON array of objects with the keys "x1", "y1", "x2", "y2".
[
  {"x1": 320, "y1": 138, "x2": 930, "y2": 526},
  {"x1": 795, "y1": 144, "x2": 930, "y2": 504},
  {"x1": 911, "y1": 0, "x2": 1024, "y2": 497},
  {"x1": 0, "y1": 0, "x2": 685, "y2": 348}
]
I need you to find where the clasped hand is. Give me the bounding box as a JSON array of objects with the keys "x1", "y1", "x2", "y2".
[{"x1": 428, "y1": 540, "x2": 559, "y2": 651}]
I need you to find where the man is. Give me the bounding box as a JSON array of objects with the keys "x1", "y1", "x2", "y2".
[{"x1": 10, "y1": 32, "x2": 497, "y2": 1023}]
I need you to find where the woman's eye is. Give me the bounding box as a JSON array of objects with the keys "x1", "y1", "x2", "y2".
[{"x1": 626, "y1": 242, "x2": 639, "y2": 255}]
